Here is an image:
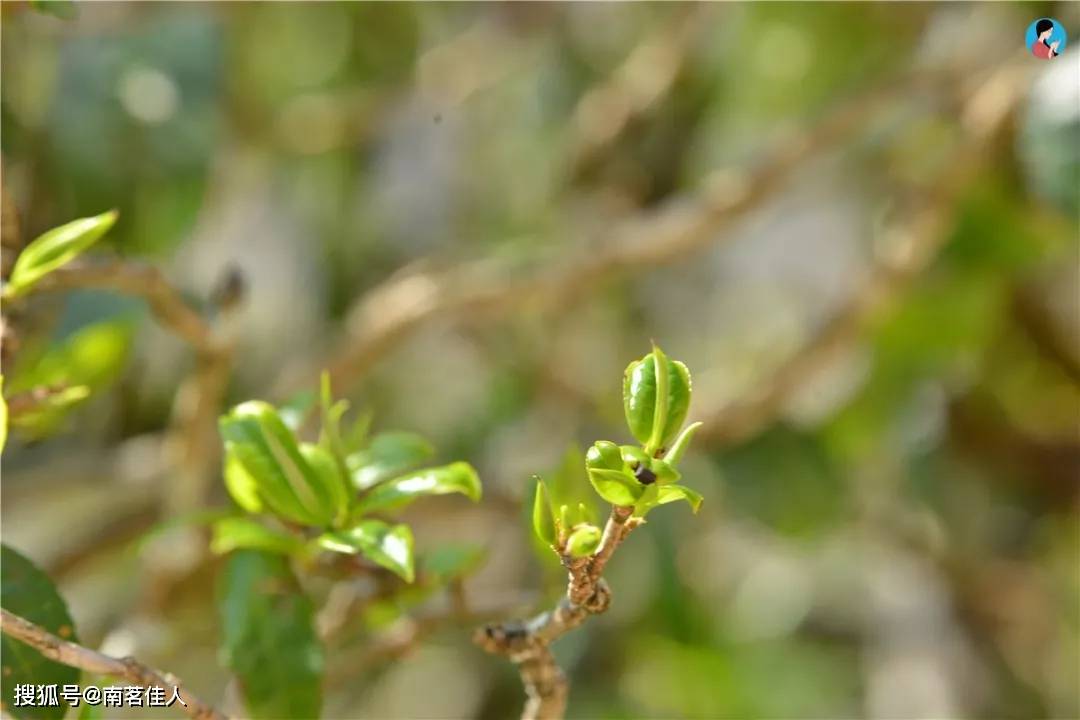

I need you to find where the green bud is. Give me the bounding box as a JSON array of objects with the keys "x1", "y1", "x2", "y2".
[
  {"x1": 565, "y1": 524, "x2": 602, "y2": 558},
  {"x1": 623, "y1": 344, "x2": 692, "y2": 455}
]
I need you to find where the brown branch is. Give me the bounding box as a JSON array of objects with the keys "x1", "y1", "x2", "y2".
[
  {"x1": 0, "y1": 608, "x2": 228, "y2": 720},
  {"x1": 564, "y1": 6, "x2": 705, "y2": 176},
  {"x1": 474, "y1": 505, "x2": 639, "y2": 720},
  {"x1": 322, "y1": 67, "x2": 960, "y2": 396},
  {"x1": 27, "y1": 260, "x2": 216, "y2": 356},
  {"x1": 697, "y1": 61, "x2": 1029, "y2": 448}
]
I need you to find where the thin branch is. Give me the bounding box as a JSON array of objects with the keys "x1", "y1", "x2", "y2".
[
  {"x1": 0, "y1": 608, "x2": 228, "y2": 720},
  {"x1": 323, "y1": 66, "x2": 958, "y2": 395},
  {"x1": 27, "y1": 260, "x2": 217, "y2": 357},
  {"x1": 697, "y1": 62, "x2": 1029, "y2": 448},
  {"x1": 474, "y1": 506, "x2": 638, "y2": 720}
]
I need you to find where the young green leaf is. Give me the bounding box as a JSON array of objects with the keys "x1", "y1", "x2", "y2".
[
  {"x1": 1, "y1": 545, "x2": 80, "y2": 720},
  {"x1": 211, "y1": 517, "x2": 305, "y2": 556},
  {"x1": 587, "y1": 469, "x2": 643, "y2": 506},
  {"x1": 219, "y1": 401, "x2": 338, "y2": 526},
  {"x1": 353, "y1": 461, "x2": 481, "y2": 516},
  {"x1": 532, "y1": 478, "x2": 556, "y2": 545},
  {"x1": 586, "y1": 441, "x2": 642, "y2": 506},
  {"x1": 299, "y1": 443, "x2": 351, "y2": 527},
  {"x1": 5, "y1": 210, "x2": 118, "y2": 297},
  {"x1": 665, "y1": 421, "x2": 703, "y2": 466},
  {"x1": 9, "y1": 319, "x2": 133, "y2": 394},
  {"x1": 318, "y1": 372, "x2": 349, "y2": 465},
  {"x1": 347, "y1": 432, "x2": 434, "y2": 491},
  {"x1": 218, "y1": 551, "x2": 323, "y2": 719},
  {"x1": 656, "y1": 484, "x2": 704, "y2": 513},
  {"x1": 622, "y1": 345, "x2": 692, "y2": 455},
  {"x1": 632, "y1": 483, "x2": 661, "y2": 517},
  {"x1": 223, "y1": 450, "x2": 264, "y2": 514},
  {"x1": 316, "y1": 520, "x2": 415, "y2": 582},
  {"x1": 565, "y1": 524, "x2": 602, "y2": 558}
]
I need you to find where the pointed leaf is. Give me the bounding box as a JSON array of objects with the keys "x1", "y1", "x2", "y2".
[
  {"x1": 346, "y1": 432, "x2": 434, "y2": 491},
  {"x1": 1, "y1": 545, "x2": 80, "y2": 720},
  {"x1": 657, "y1": 484, "x2": 704, "y2": 513},
  {"x1": 6, "y1": 210, "x2": 118, "y2": 297},
  {"x1": 532, "y1": 478, "x2": 556, "y2": 545},
  {"x1": 354, "y1": 461, "x2": 480, "y2": 516},
  {"x1": 317, "y1": 520, "x2": 415, "y2": 582},
  {"x1": 218, "y1": 551, "x2": 322, "y2": 719},
  {"x1": 318, "y1": 372, "x2": 349, "y2": 466},
  {"x1": 665, "y1": 421, "x2": 703, "y2": 466}
]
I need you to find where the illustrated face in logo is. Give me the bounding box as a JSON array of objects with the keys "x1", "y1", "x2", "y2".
[{"x1": 1027, "y1": 18, "x2": 1067, "y2": 60}]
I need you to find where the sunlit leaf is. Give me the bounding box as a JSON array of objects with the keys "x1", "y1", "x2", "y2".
[
  {"x1": 316, "y1": 520, "x2": 415, "y2": 582},
  {"x1": 347, "y1": 432, "x2": 434, "y2": 491},
  {"x1": 532, "y1": 477, "x2": 556, "y2": 545},
  {"x1": 219, "y1": 401, "x2": 340, "y2": 526},
  {"x1": 6, "y1": 210, "x2": 117, "y2": 297},
  {"x1": 223, "y1": 450, "x2": 263, "y2": 514},
  {"x1": 1, "y1": 545, "x2": 80, "y2": 720},
  {"x1": 218, "y1": 551, "x2": 322, "y2": 719},
  {"x1": 354, "y1": 461, "x2": 480, "y2": 516},
  {"x1": 299, "y1": 442, "x2": 350, "y2": 527},
  {"x1": 211, "y1": 517, "x2": 305, "y2": 556}
]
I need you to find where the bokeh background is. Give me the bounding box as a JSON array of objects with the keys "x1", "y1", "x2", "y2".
[{"x1": 2, "y1": 2, "x2": 1078, "y2": 718}]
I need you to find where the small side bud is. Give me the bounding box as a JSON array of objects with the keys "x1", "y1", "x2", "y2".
[{"x1": 565, "y1": 524, "x2": 602, "y2": 558}]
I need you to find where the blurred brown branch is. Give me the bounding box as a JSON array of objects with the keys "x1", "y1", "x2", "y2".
[
  {"x1": 0, "y1": 608, "x2": 228, "y2": 720},
  {"x1": 474, "y1": 505, "x2": 638, "y2": 720},
  {"x1": 29, "y1": 260, "x2": 216, "y2": 355},
  {"x1": 324, "y1": 66, "x2": 958, "y2": 396},
  {"x1": 697, "y1": 61, "x2": 1030, "y2": 448}
]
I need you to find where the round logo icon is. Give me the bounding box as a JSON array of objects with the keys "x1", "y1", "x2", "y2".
[{"x1": 1026, "y1": 18, "x2": 1067, "y2": 59}]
